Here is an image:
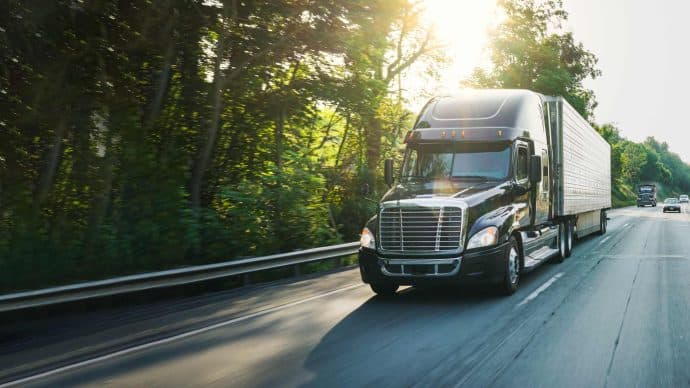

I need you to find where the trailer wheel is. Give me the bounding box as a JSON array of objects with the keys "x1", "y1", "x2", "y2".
[
  {"x1": 564, "y1": 219, "x2": 573, "y2": 257},
  {"x1": 597, "y1": 210, "x2": 607, "y2": 235},
  {"x1": 499, "y1": 236, "x2": 521, "y2": 295},
  {"x1": 554, "y1": 221, "x2": 570, "y2": 262},
  {"x1": 370, "y1": 282, "x2": 398, "y2": 297}
]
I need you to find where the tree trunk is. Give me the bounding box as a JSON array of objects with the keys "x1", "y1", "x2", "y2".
[
  {"x1": 275, "y1": 106, "x2": 285, "y2": 172},
  {"x1": 272, "y1": 107, "x2": 286, "y2": 249},
  {"x1": 146, "y1": 40, "x2": 175, "y2": 130},
  {"x1": 86, "y1": 132, "x2": 115, "y2": 247},
  {"x1": 334, "y1": 113, "x2": 350, "y2": 168},
  {"x1": 35, "y1": 116, "x2": 68, "y2": 206},
  {"x1": 190, "y1": 10, "x2": 228, "y2": 212},
  {"x1": 365, "y1": 115, "x2": 382, "y2": 181}
]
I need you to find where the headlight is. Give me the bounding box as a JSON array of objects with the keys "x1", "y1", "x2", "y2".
[
  {"x1": 360, "y1": 227, "x2": 375, "y2": 249},
  {"x1": 467, "y1": 226, "x2": 498, "y2": 250}
]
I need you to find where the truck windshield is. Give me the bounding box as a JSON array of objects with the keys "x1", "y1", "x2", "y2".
[{"x1": 402, "y1": 143, "x2": 511, "y2": 181}]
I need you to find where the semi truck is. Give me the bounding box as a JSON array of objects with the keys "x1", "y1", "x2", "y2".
[
  {"x1": 358, "y1": 89, "x2": 611, "y2": 295},
  {"x1": 636, "y1": 184, "x2": 657, "y2": 207}
]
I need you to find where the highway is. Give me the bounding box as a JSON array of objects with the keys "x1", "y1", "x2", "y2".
[{"x1": 2, "y1": 205, "x2": 690, "y2": 387}]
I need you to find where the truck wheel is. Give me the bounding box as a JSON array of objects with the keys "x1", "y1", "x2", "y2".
[
  {"x1": 499, "y1": 236, "x2": 521, "y2": 295},
  {"x1": 370, "y1": 282, "x2": 398, "y2": 297},
  {"x1": 597, "y1": 210, "x2": 607, "y2": 235},
  {"x1": 554, "y1": 222, "x2": 569, "y2": 262},
  {"x1": 564, "y1": 219, "x2": 573, "y2": 257}
]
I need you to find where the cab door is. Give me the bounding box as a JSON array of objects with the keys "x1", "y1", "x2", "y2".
[
  {"x1": 535, "y1": 148, "x2": 550, "y2": 224},
  {"x1": 514, "y1": 141, "x2": 531, "y2": 228}
]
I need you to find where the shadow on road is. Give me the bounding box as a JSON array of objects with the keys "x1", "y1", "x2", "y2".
[{"x1": 299, "y1": 261, "x2": 561, "y2": 388}]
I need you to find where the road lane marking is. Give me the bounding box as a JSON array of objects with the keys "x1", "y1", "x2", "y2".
[
  {"x1": 516, "y1": 272, "x2": 564, "y2": 308},
  {"x1": 0, "y1": 283, "x2": 364, "y2": 387},
  {"x1": 599, "y1": 236, "x2": 611, "y2": 245},
  {"x1": 603, "y1": 254, "x2": 687, "y2": 259}
]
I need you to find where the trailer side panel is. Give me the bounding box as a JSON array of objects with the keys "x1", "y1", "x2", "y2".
[{"x1": 546, "y1": 97, "x2": 611, "y2": 216}]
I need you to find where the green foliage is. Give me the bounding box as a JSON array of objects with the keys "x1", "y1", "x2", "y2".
[
  {"x1": 0, "y1": 0, "x2": 440, "y2": 292},
  {"x1": 466, "y1": 0, "x2": 690, "y2": 208},
  {"x1": 595, "y1": 124, "x2": 690, "y2": 206},
  {"x1": 621, "y1": 143, "x2": 648, "y2": 185},
  {"x1": 465, "y1": 0, "x2": 600, "y2": 118}
]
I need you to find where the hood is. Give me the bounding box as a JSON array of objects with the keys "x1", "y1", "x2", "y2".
[{"x1": 380, "y1": 179, "x2": 512, "y2": 207}]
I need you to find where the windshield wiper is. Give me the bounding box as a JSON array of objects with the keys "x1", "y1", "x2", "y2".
[{"x1": 451, "y1": 175, "x2": 499, "y2": 181}]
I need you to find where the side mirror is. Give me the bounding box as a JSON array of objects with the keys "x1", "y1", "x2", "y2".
[
  {"x1": 529, "y1": 155, "x2": 542, "y2": 184},
  {"x1": 361, "y1": 183, "x2": 370, "y2": 196},
  {"x1": 384, "y1": 159, "x2": 394, "y2": 187}
]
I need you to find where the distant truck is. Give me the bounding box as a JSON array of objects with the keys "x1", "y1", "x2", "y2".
[
  {"x1": 359, "y1": 89, "x2": 611, "y2": 296},
  {"x1": 636, "y1": 184, "x2": 657, "y2": 207}
]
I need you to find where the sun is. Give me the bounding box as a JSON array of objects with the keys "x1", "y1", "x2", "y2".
[{"x1": 405, "y1": 0, "x2": 498, "y2": 105}]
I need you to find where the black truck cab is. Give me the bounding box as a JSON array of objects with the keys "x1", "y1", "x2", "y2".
[{"x1": 358, "y1": 90, "x2": 610, "y2": 296}]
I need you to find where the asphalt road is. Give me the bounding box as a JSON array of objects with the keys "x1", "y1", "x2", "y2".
[{"x1": 2, "y1": 205, "x2": 690, "y2": 387}]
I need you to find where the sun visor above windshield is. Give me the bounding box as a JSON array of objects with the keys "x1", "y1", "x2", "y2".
[
  {"x1": 431, "y1": 93, "x2": 506, "y2": 120},
  {"x1": 413, "y1": 90, "x2": 545, "y2": 139}
]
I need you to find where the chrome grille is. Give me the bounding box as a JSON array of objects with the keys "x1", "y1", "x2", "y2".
[{"x1": 379, "y1": 206, "x2": 463, "y2": 252}]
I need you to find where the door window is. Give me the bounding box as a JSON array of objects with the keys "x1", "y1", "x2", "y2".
[
  {"x1": 541, "y1": 149, "x2": 549, "y2": 192},
  {"x1": 516, "y1": 147, "x2": 528, "y2": 181}
]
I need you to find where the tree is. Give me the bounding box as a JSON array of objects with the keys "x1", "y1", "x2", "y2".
[
  {"x1": 464, "y1": 0, "x2": 600, "y2": 118},
  {"x1": 596, "y1": 123, "x2": 623, "y2": 185},
  {"x1": 621, "y1": 143, "x2": 648, "y2": 185},
  {"x1": 0, "y1": 0, "x2": 445, "y2": 292}
]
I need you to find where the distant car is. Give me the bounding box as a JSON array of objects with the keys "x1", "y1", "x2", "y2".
[
  {"x1": 680, "y1": 194, "x2": 689, "y2": 203},
  {"x1": 663, "y1": 198, "x2": 681, "y2": 213}
]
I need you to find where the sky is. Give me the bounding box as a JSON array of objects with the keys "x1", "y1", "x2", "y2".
[{"x1": 413, "y1": 0, "x2": 690, "y2": 163}]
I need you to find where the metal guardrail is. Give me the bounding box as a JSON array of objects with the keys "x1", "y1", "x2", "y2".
[{"x1": 0, "y1": 242, "x2": 360, "y2": 313}]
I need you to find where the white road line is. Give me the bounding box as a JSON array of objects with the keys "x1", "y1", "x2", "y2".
[
  {"x1": 599, "y1": 236, "x2": 612, "y2": 245},
  {"x1": 604, "y1": 254, "x2": 687, "y2": 259},
  {"x1": 622, "y1": 223, "x2": 630, "y2": 228},
  {"x1": 0, "y1": 283, "x2": 364, "y2": 387},
  {"x1": 516, "y1": 272, "x2": 564, "y2": 308}
]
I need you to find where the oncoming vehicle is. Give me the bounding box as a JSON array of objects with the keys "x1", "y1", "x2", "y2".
[
  {"x1": 663, "y1": 198, "x2": 681, "y2": 213},
  {"x1": 637, "y1": 184, "x2": 657, "y2": 207},
  {"x1": 679, "y1": 194, "x2": 689, "y2": 203},
  {"x1": 358, "y1": 89, "x2": 612, "y2": 296}
]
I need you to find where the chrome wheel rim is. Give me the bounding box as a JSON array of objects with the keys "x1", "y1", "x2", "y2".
[
  {"x1": 508, "y1": 246, "x2": 519, "y2": 285},
  {"x1": 559, "y1": 225, "x2": 566, "y2": 255},
  {"x1": 566, "y1": 223, "x2": 573, "y2": 251}
]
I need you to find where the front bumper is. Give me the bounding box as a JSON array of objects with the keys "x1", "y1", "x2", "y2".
[
  {"x1": 358, "y1": 243, "x2": 509, "y2": 286},
  {"x1": 663, "y1": 206, "x2": 680, "y2": 212}
]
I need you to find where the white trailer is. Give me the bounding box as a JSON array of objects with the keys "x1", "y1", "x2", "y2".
[{"x1": 544, "y1": 96, "x2": 611, "y2": 237}]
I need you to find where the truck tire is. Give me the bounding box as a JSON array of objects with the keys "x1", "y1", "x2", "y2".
[
  {"x1": 499, "y1": 236, "x2": 521, "y2": 295},
  {"x1": 370, "y1": 282, "x2": 398, "y2": 297},
  {"x1": 566, "y1": 220, "x2": 575, "y2": 257},
  {"x1": 564, "y1": 219, "x2": 573, "y2": 257},
  {"x1": 554, "y1": 222, "x2": 569, "y2": 263},
  {"x1": 597, "y1": 210, "x2": 607, "y2": 235}
]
